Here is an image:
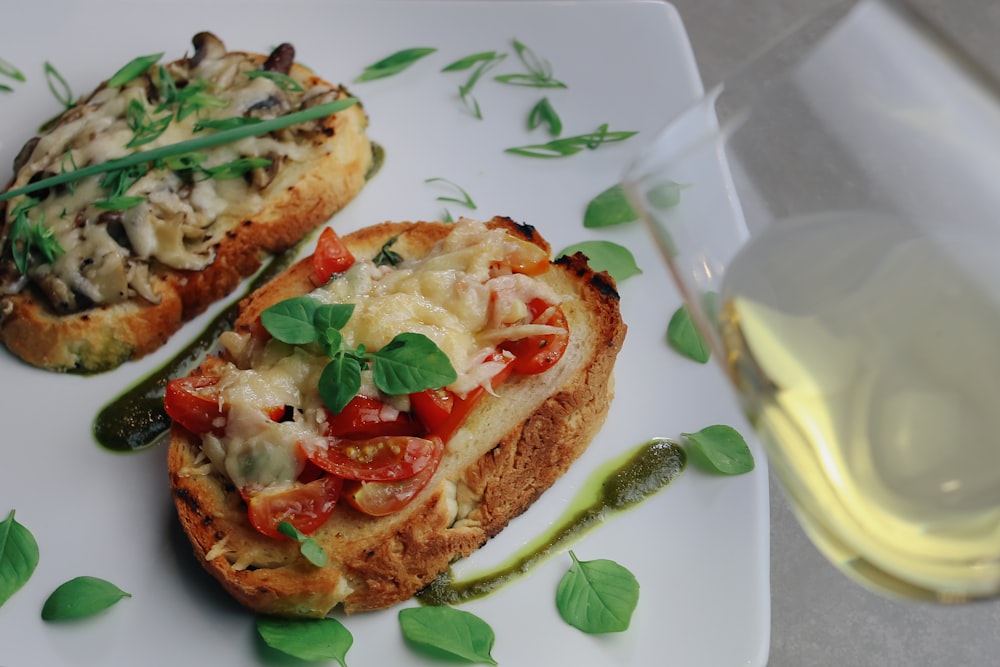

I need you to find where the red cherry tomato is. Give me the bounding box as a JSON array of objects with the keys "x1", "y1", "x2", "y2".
[
  {"x1": 164, "y1": 376, "x2": 226, "y2": 435},
  {"x1": 246, "y1": 475, "x2": 343, "y2": 539},
  {"x1": 410, "y1": 353, "x2": 514, "y2": 442},
  {"x1": 313, "y1": 227, "x2": 355, "y2": 284},
  {"x1": 343, "y1": 437, "x2": 445, "y2": 516},
  {"x1": 323, "y1": 395, "x2": 419, "y2": 439},
  {"x1": 500, "y1": 299, "x2": 569, "y2": 375},
  {"x1": 305, "y1": 435, "x2": 440, "y2": 482},
  {"x1": 165, "y1": 375, "x2": 288, "y2": 435}
]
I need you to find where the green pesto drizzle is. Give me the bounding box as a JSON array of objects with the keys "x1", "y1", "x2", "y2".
[{"x1": 417, "y1": 438, "x2": 686, "y2": 606}]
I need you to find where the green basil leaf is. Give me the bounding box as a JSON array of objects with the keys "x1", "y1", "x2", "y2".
[
  {"x1": 107, "y1": 52, "x2": 163, "y2": 88},
  {"x1": 556, "y1": 551, "x2": 639, "y2": 634},
  {"x1": 314, "y1": 303, "x2": 355, "y2": 336},
  {"x1": 373, "y1": 333, "x2": 457, "y2": 395},
  {"x1": 527, "y1": 96, "x2": 562, "y2": 136},
  {"x1": 257, "y1": 616, "x2": 353, "y2": 665},
  {"x1": 681, "y1": 424, "x2": 755, "y2": 474},
  {"x1": 647, "y1": 180, "x2": 686, "y2": 209},
  {"x1": 276, "y1": 521, "x2": 327, "y2": 567},
  {"x1": 41, "y1": 576, "x2": 131, "y2": 621},
  {"x1": 0, "y1": 510, "x2": 39, "y2": 609},
  {"x1": 373, "y1": 236, "x2": 403, "y2": 267},
  {"x1": 245, "y1": 69, "x2": 304, "y2": 92},
  {"x1": 667, "y1": 304, "x2": 710, "y2": 363},
  {"x1": 584, "y1": 183, "x2": 638, "y2": 228},
  {"x1": 355, "y1": 47, "x2": 437, "y2": 82},
  {"x1": 261, "y1": 296, "x2": 320, "y2": 344},
  {"x1": 319, "y1": 356, "x2": 363, "y2": 415},
  {"x1": 399, "y1": 606, "x2": 498, "y2": 665},
  {"x1": 557, "y1": 240, "x2": 641, "y2": 283}
]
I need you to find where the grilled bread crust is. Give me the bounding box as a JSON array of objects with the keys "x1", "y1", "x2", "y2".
[
  {"x1": 0, "y1": 35, "x2": 372, "y2": 373},
  {"x1": 168, "y1": 216, "x2": 627, "y2": 616}
]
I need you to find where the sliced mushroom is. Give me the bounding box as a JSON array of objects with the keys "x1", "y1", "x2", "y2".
[
  {"x1": 189, "y1": 32, "x2": 226, "y2": 69},
  {"x1": 262, "y1": 43, "x2": 295, "y2": 74}
]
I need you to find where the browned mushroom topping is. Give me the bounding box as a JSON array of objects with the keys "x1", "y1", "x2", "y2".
[{"x1": 262, "y1": 43, "x2": 295, "y2": 74}]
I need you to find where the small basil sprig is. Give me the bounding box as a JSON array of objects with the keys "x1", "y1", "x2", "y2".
[
  {"x1": 0, "y1": 509, "x2": 39, "y2": 609},
  {"x1": 260, "y1": 296, "x2": 457, "y2": 415},
  {"x1": 399, "y1": 606, "x2": 498, "y2": 665},
  {"x1": 107, "y1": 52, "x2": 163, "y2": 88},
  {"x1": 506, "y1": 124, "x2": 637, "y2": 158},
  {"x1": 556, "y1": 551, "x2": 639, "y2": 634},
  {"x1": 527, "y1": 97, "x2": 562, "y2": 136},
  {"x1": 667, "y1": 304, "x2": 710, "y2": 364},
  {"x1": 277, "y1": 521, "x2": 327, "y2": 567},
  {"x1": 41, "y1": 576, "x2": 131, "y2": 621},
  {"x1": 257, "y1": 616, "x2": 353, "y2": 665},
  {"x1": 557, "y1": 240, "x2": 641, "y2": 284},
  {"x1": 495, "y1": 39, "x2": 566, "y2": 89},
  {"x1": 43, "y1": 61, "x2": 74, "y2": 110},
  {"x1": 373, "y1": 236, "x2": 403, "y2": 267},
  {"x1": 442, "y1": 50, "x2": 507, "y2": 119},
  {"x1": 682, "y1": 424, "x2": 755, "y2": 474},
  {"x1": 355, "y1": 47, "x2": 437, "y2": 82}
]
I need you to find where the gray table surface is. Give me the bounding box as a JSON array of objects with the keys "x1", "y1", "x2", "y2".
[{"x1": 667, "y1": 0, "x2": 1000, "y2": 664}]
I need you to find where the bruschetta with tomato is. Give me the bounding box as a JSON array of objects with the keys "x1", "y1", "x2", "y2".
[
  {"x1": 0, "y1": 32, "x2": 372, "y2": 373},
  {"x1": 166, "y1": 216, "x2": 626, "y2": 616}
]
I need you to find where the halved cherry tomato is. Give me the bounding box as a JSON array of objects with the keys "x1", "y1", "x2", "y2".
[
  {"x1": 322, "y1": 395, "x2": 419, "y2": 439},
  {"x1": 409, "y1": 353, "x2": 514, "y2": 442},
  {"x1": 246, "y1": 475, "x2": 343, "y2": 539},
  {"x1": 305, "y1": 434, "x2": 440, "y2": 482},
  {"x1": 164, "y1": 376, "x2": 226, "y2": 435},
  {"x1": 313, "y1": 227, "x2": 355, "y2": 284},
  {"x1": 343, "y1": 437, "x2": 445, "y2": 516},
  {"x1": 500, "y1": 299, "x2": 569, "y2": 375},
  {"x1": 501, "y1": 237, "x2": 550, "y2": 276},
  {"x1": 165, "y1": 375, "x2": 288, "y2": 435}
]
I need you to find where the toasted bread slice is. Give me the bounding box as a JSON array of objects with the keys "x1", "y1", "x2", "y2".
[
  {"x1": 168, "y1": 216, "x2": 626, "y2": 616},
  {"x1": 0, "y1": 32, "x2": 372, "y2": 373}
]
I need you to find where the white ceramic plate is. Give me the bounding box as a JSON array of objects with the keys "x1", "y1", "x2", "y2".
[{"x1": 0, "y1": 2, "x2": 770, "y2": 665}]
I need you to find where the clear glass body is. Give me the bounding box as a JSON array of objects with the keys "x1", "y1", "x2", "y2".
[{"x1": 625, "y1": 0, "x2": 1000, "y2": 601}]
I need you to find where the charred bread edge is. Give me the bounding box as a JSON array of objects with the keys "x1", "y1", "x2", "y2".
[{"x1": 168, "y1": 216, "x2": 627, "y2": 616}]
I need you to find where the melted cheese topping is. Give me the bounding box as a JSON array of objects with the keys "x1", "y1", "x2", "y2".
[
  {"x1": 203, "y1": 219, "x2": 564, "y2": 489},
  {"x1": 3, "y1": 37, "x2": 342, "y2": 313}
]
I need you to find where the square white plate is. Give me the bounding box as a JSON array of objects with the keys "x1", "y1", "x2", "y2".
[{"x1": 0, "y1": 2, "x2": 770, "y2": 665}]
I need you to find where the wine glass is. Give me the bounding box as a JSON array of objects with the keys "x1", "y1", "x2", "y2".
[{"x1": 624, "y1": 0, "x2": 1000, "y2": 602}]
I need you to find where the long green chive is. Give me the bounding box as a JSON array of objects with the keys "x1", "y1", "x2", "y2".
[{"x1": 0, "y1": 98, "x2": 358, "y2": 203}]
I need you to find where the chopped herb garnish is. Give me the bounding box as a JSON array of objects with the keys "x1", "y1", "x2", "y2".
[
  {"x1": 246, "y1": 69, "x2": 304, "y2": 92},
  {"x1": 193, "y1": 116, "x2": 263, "y2": 132},
  {"x1": 125, "y1": 98, "x2": 172, "y2": 148},
  {"x1": 494, "y1": 39, "x2": 566, "y2": 89},
  {"x1": 155, "y1": 69, "x2": 228, "y2": 121},
  {"x1": 201, "y1": 156, "x2": 273, "y2": 180},
  {"x1": 0, "y1": 56, "x2": 26, "y2": 83},
  {"x1": 43, "y1": 61, "x2": 74, "y2": 110},
  {"x1": 528, "y1": 96, "x2": 562, "y2": 136},
  {"x1": 355, "y1": 47, "x2": 437, "y2": 82},
  {"x1": 505, "y1": 124, "x2": 637, "y2": 158},
  {"x1": 0, "y1": 98, "x2": 359, "y2": 204},
  {"x1": 425, "y1": 177, "x2": 476, "y2": 209},
  {"x1": 442, "y1": 50, "x2": 507, "y2": 119},
  {"x1": 8, "y1": 198, "x2": 63, "y2": 274},
  {"x1": 107, "y1": 52, "x2": 163, "y2": 88}
]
